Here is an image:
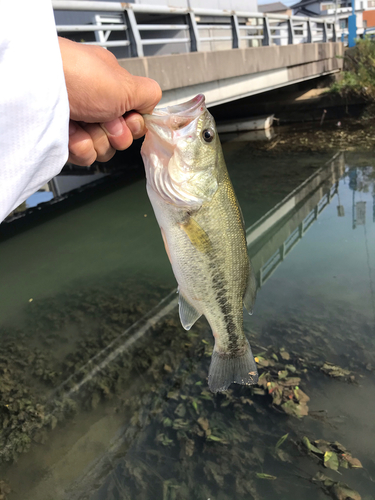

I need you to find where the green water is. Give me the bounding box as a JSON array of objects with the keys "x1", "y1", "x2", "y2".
[{"x1": 0, "y1": 143, "x2": 374, "y2": 500}]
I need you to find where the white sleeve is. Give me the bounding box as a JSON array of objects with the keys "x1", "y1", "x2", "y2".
[{"x1": 0, "y1": 0, "x2": 69, "y2": 222}]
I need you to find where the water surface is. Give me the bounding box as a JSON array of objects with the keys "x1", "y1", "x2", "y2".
[{"x1": 0, "y1": 142, "x2": 374, "y2": 500}]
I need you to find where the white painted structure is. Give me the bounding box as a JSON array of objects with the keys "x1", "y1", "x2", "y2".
[{"x1": 291, "y1": 0, "x2": 375, "y2": 34}]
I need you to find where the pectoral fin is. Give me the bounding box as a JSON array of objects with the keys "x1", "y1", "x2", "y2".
[
  {"x1": 179, "y1": 218, "x2": 212, "y2": 253},
  {"x1": 179, "y1": 292, "x2": 201, "y2": 330},
  {"x1": 243, "y1": 265, "x2": 257, "y2": 315}
]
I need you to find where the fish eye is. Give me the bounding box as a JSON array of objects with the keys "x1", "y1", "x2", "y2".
[{"x1": 202, "y1": 128, "x2": 215, "y2": 143}]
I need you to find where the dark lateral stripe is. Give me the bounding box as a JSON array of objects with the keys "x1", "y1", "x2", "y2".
[{"x1": 209, "y1": 261, "x2": 239, "y2": 355}]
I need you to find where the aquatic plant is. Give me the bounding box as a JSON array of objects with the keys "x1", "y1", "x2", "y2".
[{"x1": 331, "y1": 37, "x2": 375, "y2": 101}]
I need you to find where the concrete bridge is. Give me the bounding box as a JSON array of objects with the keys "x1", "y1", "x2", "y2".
[{"x1": 53, "y1": 1, "x2": 344, "y2": 107}]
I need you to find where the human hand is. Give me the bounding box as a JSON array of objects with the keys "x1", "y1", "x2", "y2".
[{"x1": 58, "y1": 37, "x2": 162, "y2": 166}]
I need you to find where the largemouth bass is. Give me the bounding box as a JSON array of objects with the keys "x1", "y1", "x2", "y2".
[{"x1": 141, "y1": 94, "x2": 258, "y2": 392}]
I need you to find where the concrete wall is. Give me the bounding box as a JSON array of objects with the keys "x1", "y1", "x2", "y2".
[{"x1": 119, "y1": 42, "x2": 344, "y2": 91}]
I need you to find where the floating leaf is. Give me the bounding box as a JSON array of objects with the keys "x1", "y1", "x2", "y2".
[
  {"x1": 280, "y1": 377, "x2": 301, "y2": 386},
  {"x1": 256, "y1": 473, "x2": 277, "y2": 480},
  {"x1": 280, "y1": 351, "x2": 290, "y2": 360},
  {"x1": 275, "y1": 448, "x2": 292, "y2": 462},
  {"x1": 294, "y1": 388, "x2": 310, "y2": 404},
  {"x1": 162, "y1": 417, "x2": 172, "y2": 427},
  {"x1": 167, "y1": 391, "x2": 179, "y2": 400},
  {"x1": 313, "y1": 472, "x2": 335, "y2": 487},
  {"x1": 207, "y1": 435, "x2": 223, "y2": 442},
  {"x1": 324, "y1": 451, "x2": 340, "y2": 471},
  {"x1": 278, "y1": 370, "x2": 288, "y2": 380},
  {"x1": 330, "y1": 482, "x2": 361, "y2": 500},
  {"x1": 255, "y1": 356, "x2": 269, "y2": 367},
  {"x1": 197, "y1": 417, "x2": 210, "y2": 433},
  {"x1": 275, "y1": 433, "x2": 289, "y2": 449},
  {"x1": 302, "y1": 436, "x2": 324, "y2": 454},
  {"x1": 282, "y1": 400, "x2": 309, "y2": 418},
  {"x1": 253, "y1": 388, "x2": 266, "y2": 395},
  {"x1": 339, "y1": 458, "x2": 349, "y2": 469},
  {"x1": 333, "y1": 441, "x2": 347, "y2": 452},
  {"x1": 174, "y1": 403, "x2": 186, "y2": 417},
  {"x1": 286, "y1": 364, "x2": 296, "y2": 372},
  {"x1": 321, "y1": 362, "x2": 352, "y2": 379},
  {"x1": 315, "y1": 439, "x2": 332, "y2": 453},
  {"x1": 341, "y1": 453, "x2": 363, "y2": 469}
]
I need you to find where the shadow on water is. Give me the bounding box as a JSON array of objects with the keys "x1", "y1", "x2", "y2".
[{"x1": 0, "y1": 144, "x2": 375, "y2": 500}]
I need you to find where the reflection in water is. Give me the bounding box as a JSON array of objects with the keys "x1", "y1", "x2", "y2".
[{"x1": 0, "y1": 152, "x2": 375, "y2": 500}]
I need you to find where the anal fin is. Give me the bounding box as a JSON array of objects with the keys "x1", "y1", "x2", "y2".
[
  {"x1": 208, "y1": 340, "x2": 258, "y2": 393},
  {"x1": 178, "y1": 292, "x2": 201, "y2": 330}
]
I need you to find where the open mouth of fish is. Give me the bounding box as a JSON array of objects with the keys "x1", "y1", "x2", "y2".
[{"x1": 143, "y1": 94, "x2": 206, "y2": 145}]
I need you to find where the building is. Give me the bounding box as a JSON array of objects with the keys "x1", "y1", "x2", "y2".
[
  {"x1": 258, "y1": 2, "x2": 292, "y2": 15},
  {"x1": 363, "y1": 5, "x2": 375, "y2": 27},
  {"x1": 291, "y1": 0, "x2": 375, "y2": 34}
]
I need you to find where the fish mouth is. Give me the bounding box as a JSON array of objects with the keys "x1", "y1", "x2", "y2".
[
  {"x1": 143, "y1": 94, "x2": 206, "y2": 133},
  {"x1": 150, "y1": 94, "x2": 205, "y2": 118}
]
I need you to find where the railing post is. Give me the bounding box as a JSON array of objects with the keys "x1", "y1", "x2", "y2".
[
  {"x1": 263, "y1": 15, "x2": 270, "y2": 46},
  {"x1": 307, "y1": 19, "x2": 312, "y2": 43},
  {"x1": 187, "y1": 11, "x2": 200, "y2": 52},
  {"x1": 332, "y1": 22, "x2": 337, "y2": 41},
  {"x1": 323, "y1": 20, "x2": 328, "y2": 42},
  {"x1": 124, "y1": 8, "x2": 143, "y2": 57},
  {"x1": 231, "y1": 14, "x2": 240, "y2": 49},
  {"x1": 288, "y1": 17, "x2": 295, "y2": 44}
]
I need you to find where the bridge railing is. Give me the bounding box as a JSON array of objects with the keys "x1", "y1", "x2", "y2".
[{"x1": 52, "y1": 1, "x2": 337, "y2": 58}]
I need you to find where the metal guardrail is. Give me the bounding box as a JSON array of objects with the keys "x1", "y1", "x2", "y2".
[{"x1": 53, "y1": 1, "x2": 338, "y2": 58}]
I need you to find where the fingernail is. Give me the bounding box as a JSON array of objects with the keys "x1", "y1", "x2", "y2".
[
  {"x1": 101, "y1": 118, "x2": 124, "y2": 137},
  {"x1": 126, "y1": 118, "x2": 142, "y2": 136},
  {"x1": 69, "y1": 121, "x2": 77, "y2": 135}
]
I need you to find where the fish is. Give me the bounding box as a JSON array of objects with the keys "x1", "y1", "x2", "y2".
[{"x1": 141, "y1": 94, "x2": 258, "y2": 392}]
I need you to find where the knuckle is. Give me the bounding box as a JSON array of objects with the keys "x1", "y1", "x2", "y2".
[
  {"x1": 91, "y1": 131, "x2": 115, "y2": 160},
  {"x1": 69, "y1": 138, "x2": 97, "y2": 166},
  {"x1": 97, "y1": 149, "x2": 116, "y2": 163},
  {"x1": 109, "y1": 135, "x2": 133, "y2": 151},
  {"x1": 151, "y1": 79, "x2": 162, "y2": 103}
]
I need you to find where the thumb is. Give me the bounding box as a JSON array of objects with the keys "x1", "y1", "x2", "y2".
[{"x1": 127, "y1": 75, "x2": 162, "y2": 115}]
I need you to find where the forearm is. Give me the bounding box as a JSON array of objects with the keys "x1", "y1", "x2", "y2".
[{"x1": 0, "y1": 1, "x2": 69, "y2": 222}]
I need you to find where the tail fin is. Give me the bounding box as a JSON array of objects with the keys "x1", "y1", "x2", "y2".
[{"x1": 208, "y1": 341, "x2": 258, "y2": 393}]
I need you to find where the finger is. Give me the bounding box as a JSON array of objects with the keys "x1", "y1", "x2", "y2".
[
  {"x1": 124, "y1": 112, "x2": 146, "y2": 140},
  {"x1": 100, "y1": 116, "x2": 134, "y2": 151},
  {"x1": 126, "y1": 76, "x2": 162, "y2": 115},
  {"x1": 82, "y1": 123, "x2": 116, "y2": 162},
  {"x1": 68, "y1": 121, "x2": 97, "y2": 166}
]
